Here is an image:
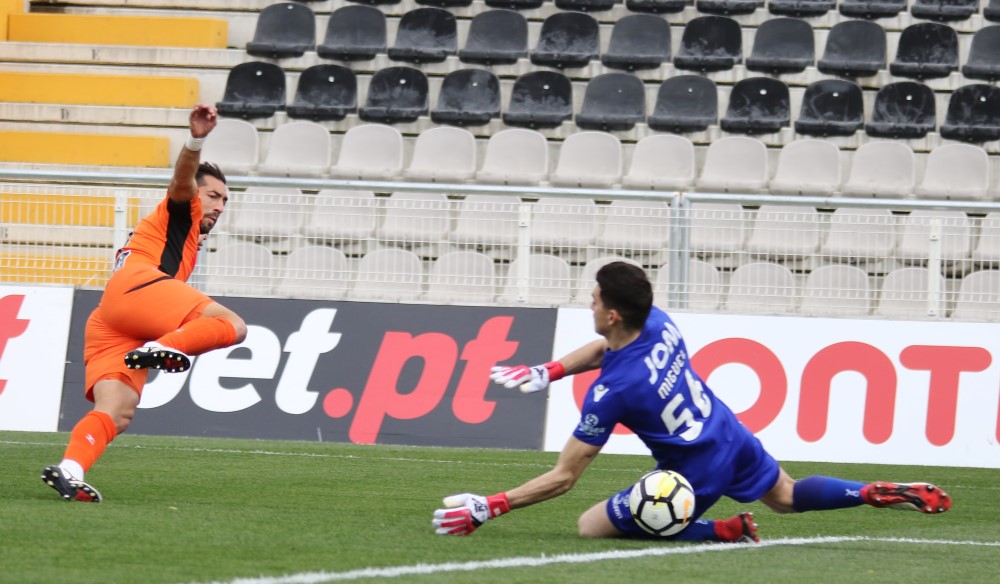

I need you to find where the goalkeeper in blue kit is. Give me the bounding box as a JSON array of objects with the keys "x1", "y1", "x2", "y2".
[{"x1": 432, "y1": 262, "x2": 951, "y2": 541}]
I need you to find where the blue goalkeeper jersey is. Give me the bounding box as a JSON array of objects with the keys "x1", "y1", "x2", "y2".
[{"x1": 573, "y1": 306, "x2": 755, "y2": 494}]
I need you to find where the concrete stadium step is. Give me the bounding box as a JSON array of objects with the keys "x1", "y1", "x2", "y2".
[{"x1": 0, "y1": 245, "x2": 113, "y2": 287}]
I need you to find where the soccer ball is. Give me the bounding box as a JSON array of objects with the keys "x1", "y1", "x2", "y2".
[{"x1": 628, "y1": 469, "x2": 696, "y2": 536}]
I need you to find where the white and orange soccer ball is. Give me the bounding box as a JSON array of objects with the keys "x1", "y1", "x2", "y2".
[{"x1": 628, "y1": 469, "x2": 696, "y2": 536}]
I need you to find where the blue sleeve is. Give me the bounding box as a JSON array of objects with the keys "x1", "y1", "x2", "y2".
[{"x1": 572, "y1": 385, "x2": 625, "y2": 447}]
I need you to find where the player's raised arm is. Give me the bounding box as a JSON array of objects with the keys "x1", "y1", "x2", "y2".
[
  {"x1": 490, "y1": 338, "x2": 607, "y2": 394},
  {"x1": 168, "y1": 104, "x2": 218, "y2": 204}
]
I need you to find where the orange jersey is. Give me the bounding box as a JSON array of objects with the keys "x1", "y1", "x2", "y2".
[{"x1": 116, "y1": 194, "x2": 203, "y2": 281}]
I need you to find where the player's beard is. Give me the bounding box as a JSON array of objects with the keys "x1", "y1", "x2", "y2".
[{"x1": 200, "y1": 215, "x2": 218, "y2": 234}]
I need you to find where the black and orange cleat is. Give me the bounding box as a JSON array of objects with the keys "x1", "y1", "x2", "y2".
[
  {"x1": 125, "y1": 345, "x2": 191, "y2": 373},
  {"x1": 862, "y1": 482, "x2": 951, "y2": 514},
  {"x1": 41, "y1": 465, "x2": 102, "y2": 503}
]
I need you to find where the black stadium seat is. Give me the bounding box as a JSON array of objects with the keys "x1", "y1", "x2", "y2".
[
  {"x1": 865, "y1": 81, "x2": 937, "y2": 139},
  {"x1": 673, "y1": 16, "x2": 742, "y2": 73},
  {"x1": 530, "y1": 12, "x2": 600, "y2": 69},
  {"x1": 910, "y1": 0, "x2": 979, "y2": 22},
  {"x1": 502, "y1": 71, "x2": 573, "y2": 128},
  {"x1": 794, "y1": 79, "x2": 864, "y2": 137},
  {"x1": 430, "y1": 68, "x2": 501, "y2": 126},
  {"x1": 286, "y1": 64, "x2": 357, "y2": 121},
  {"x1": 459, "y1": 9, "x2": 528, "y2": 66},
  {"x1": 889, "y1": 22, "x2": 959, "y2": 80},
  {"x1": 556, "y1": 0, "x2": 617, "y2": 11},
  {"x1": 745, "y1": 17, "x2": 814, "y2": 75},
  {"x1": 720, "y1": 77, "x2": 790, "y2": 134},
  {"x1": 387, "y1": 7, "x2": 457, "y2": 64},
  {"x1": 962, "y1": 26, "x2": 1000, "y2": 82},
  {"x1": 768, "y1": 0, "x2": 835, "y2": 17},
  {"x1": 626, "y1": 0, "x2": 688, "y2": 12},
  {"x1": 358, "y1": 66, "x2": 428, "y2": 123},
  {"x1": 817, "y1": 20, "x2": 886, "y2": 78},
  {"x1": 696, "y1": 0, "x2": 764, "y2": 16},
  {"x1": 940, "y1": 84, "x2": 1000, "y2": 143},
  {"x1": 988, "y1": 0, "x2": 1000, "y2": 21},
  {"x1": 317, "y1": 5, "x2": 386, "y2": 61},
  {"x1": 246, "y1": 2, "x2": 316, "y2": 58},
  {"x1": 648, "y1": 75, "x2": 718, "y2": 133},
  {"x1": 839, "y1": 0, "x2": 907, "y2": 19},
  {"x1": 601, "y1": 14, "x2": 671, "y2": 71},
  {"x1": 575, "y1": 73, "x2": 647, "y2": 131},
  {"x1": 216, "y1": 62, "x2": 286, "y2": 119}
]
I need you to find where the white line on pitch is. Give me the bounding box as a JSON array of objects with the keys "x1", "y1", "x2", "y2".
[{"x1": 184, "y1": 537, "x2": 1000, "y2": 584}]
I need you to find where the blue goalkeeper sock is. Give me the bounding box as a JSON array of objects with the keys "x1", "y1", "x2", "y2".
[
  {"x1": 793, "y1": 476, "x2": 866, "y2": 512},
  {"x1": 668, "y1": 519, "x2": 718, "y2": 541}
]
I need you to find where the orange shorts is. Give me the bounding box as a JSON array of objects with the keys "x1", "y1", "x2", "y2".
[{"x1": 83, "y1": 262, "x2": 212, "y2": 400}]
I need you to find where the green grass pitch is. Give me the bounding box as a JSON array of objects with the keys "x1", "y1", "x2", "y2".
[{"x1": 3, "y1": 431, "x2": 998, "y2": 584}]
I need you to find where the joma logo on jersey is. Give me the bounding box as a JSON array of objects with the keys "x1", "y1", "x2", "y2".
[{"x1": 643, "y1": 321, "x2": 683, "y2": 384}]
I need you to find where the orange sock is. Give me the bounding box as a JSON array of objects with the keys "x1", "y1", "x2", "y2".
[
  {"x1": 156, "y1": 316, "x2": 238, "y2": 356},
  {"x1": 63, "y1": 411, "x2": 117, "y2": 473}
]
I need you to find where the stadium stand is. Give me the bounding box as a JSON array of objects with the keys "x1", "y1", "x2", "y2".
[
  {"x1": 952, "y1": 270, "x2": 1000, "y2": 321},
  {"x1": 317, "y1": 5, "x2": 386, "y2": 61},
  {"x1": 216, "y1": 62, "x2": 285, "y2": 119},
  {"x1": 286, "y1": 64, "x2": 357, "y2": 121},
  {"x1": 793, "y1": 79, "x2": 864, "y2": 137},
  {"x1": 387, "y1": 7, "x2": 456, "y2": 64},
  {"x1": 6, "y1": 0, "x2": 1000, "y2": 321},
  {"x1": 874, "y1": 267, "x2": 947, "y2": 319},
  {"x1": 204, "y1": 241, "x2": 275, "y2": 298},
  {"x1": 745, "y1": 17, "x2": 814, "y2": 75},
  {"x1": 475, "y1": 128, "x2": 550, "y2": 185},
  {"x1": 458, "y1": 9, "x2": 528, "y2": 66},
  {"x1": 501, "y1": 70, "x2": 574, "y2": 128},
  {"x1": 719, "y1": 77, "x2": 790, "y2": 135},
  {"x1": 350, "y1": 248, "x2": 425, "y2": 302},
  {"x1": 600, "y1": 13, "x2": 671, "y2": 71},
  {"x1": 402, "y1": 125, "x2": 478, "y2": 182},
  {"x1": 574, "y1": 72, "x2": 647, "y2": 131},
  {"x1": 768, "y1": 139, "x2": 842, "y2": 195},
  {"x1": 245, "y1": 2, "x2": 315, "y2": 59},
  {"x1": 430, "y1": 68, "x2": 501, "y2": 126},
  {"x1": 256, "y1": 121, "x2": 331, "y2": 178},
  {"x1": 724, "y1": 262, "x2": 797, "y2": 315},
  {"x1": 865, "y1": 81, "x2": 937, "y2": 139},
  {"x1": 653, "y1": 259, "x2": 724, "y2": 312},
  {"x1": 647, "y1": 75, "x2": 718, "y2": 133},
  {"x1": 530, "y1": 11, "x2": 599, "y2": 69}
]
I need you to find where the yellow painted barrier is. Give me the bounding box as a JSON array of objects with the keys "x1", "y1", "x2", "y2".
[
  {"x1": 9, "y1": 13, "x2": 227, "y2": 48},
  {"x1": 0, "y1": 252, "x2": 111, "y2": 287},
  {"x1": 0, "y1": 0, "x2": 25, "y2": 40},
  {"x1": 0, "y1": 71, "x2": 199, "y2": 107},
  {"x1": 0, "y1": 193, "x2": 140, "y2": 228},
  {"x1": 0, "y1": 131, "x2": 170, "y2": 167}
]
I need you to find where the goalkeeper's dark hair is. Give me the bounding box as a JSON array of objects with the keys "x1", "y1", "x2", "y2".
[
  {"x1": 196, "y1": 162, "x2": 226, "y2": 186},
  {"x1": 595, "y1": 262, "x2": 653, "y2": 330}
]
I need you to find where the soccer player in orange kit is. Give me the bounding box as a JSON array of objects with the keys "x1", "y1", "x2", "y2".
[{"x1": 41, "y1": 104, "x2": 248, "y2": 502}]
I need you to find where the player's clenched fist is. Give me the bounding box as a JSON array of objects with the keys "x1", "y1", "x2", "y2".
[
  {"x1": 432, "y1": 492, "x2": 510, "y2": 536},
  {"x1": 489, "y1": 362, "x2": 566, "y2": 394}
]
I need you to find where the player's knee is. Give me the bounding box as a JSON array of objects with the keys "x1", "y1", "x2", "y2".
[
  {"x1": 110, "y1": 410, "x2": 134, "y2": 434},
  {"x1": 229, "y1": 316, "x2": 247, "y2": 344}
]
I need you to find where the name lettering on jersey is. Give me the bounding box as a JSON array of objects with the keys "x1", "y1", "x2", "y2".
[
  {"x1": 656, "y1": 350, "x2": 687, "y2": 400},
  {"x1": 643, "y1": 322, "x2": 684, "y2": 384},
  {"x1": 592, "y1": 384, "x2": 609, "y2": 402}
]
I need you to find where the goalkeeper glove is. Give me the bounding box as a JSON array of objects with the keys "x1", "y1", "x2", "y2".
[
  {"x1": 489, "y1": 362, "x2": 566, "y2": 394},
  {"x1": 432, "y1": 493, "x2": 510, "y2": 536}
]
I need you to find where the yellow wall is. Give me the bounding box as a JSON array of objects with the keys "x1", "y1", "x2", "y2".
[
  {"x1": 8, "y1": 13, "x2": 227, "y2": 48},
  {"x1": 0, "y1": 0, "x2": 25, "y2": 40},
  {"x1": 0, "y1": 131, "x2": 170, "y2": 167},
  {"x1": 0, "y1": 71, "x2": 199, "y2": 107}
]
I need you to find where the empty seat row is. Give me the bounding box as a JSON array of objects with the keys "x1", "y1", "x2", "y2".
[
  {"x1": 217, "y1": 61, "x2": 1000, "y2": 142},
  {"x1": 247, "y1": 6, "x2": 1000, "y2": 81},
  {"x1": 205, "y1": 121, "x2": 1000, "y2": 201},
  {"x1": 212, "y1": 185, "x2": 1000, "y2": 273},
  {"x1": 203, "y1": 242, "x2": 1000, "y2": 321}
]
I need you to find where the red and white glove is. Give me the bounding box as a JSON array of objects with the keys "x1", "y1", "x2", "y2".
[
  {"x1": 489, "y1": 362, "x2": 566, "y2": 394},
  {"x1": 432, "y1": 492, "x2": 510, "y2": 536}
]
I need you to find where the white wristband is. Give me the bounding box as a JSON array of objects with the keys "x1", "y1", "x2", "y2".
[{"x1": 185, "y1": 136, "x2": 205, "y2": 152}]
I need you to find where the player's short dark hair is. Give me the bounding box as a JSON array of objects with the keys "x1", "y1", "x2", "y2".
[
  {"x1": 596, "y1": 261, "x2": 653, "y2": 330},
  {"x1": 196, "y1": 162, "x2": 226, "y2": 186}
]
